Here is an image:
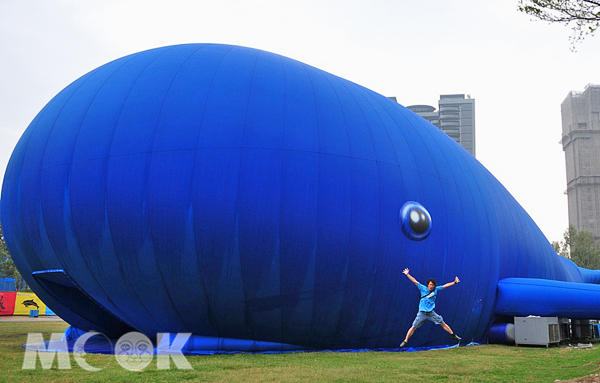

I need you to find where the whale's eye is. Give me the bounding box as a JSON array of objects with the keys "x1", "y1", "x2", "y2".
[{"x1": 400, "y1": 202, "x2": 432, "y2": 241}]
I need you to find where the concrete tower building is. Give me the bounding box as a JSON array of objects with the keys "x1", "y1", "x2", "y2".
[
  {"x1": 561, "y1": 84, "x2": 600, "y2": 238},
  {"x1": 407, "y1": 94, "x2": 476, "y2": 157}
]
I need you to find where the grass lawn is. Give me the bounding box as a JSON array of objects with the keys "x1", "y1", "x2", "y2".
[{"x1": 1, "y1": 320, "x2": 599, "y2": 382}]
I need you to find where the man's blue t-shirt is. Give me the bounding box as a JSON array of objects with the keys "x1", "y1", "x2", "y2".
[{"x1": 417, "y1": 283, "x2": 443, "y2": 312}]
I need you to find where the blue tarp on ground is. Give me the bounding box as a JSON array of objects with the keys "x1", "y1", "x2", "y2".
[{"x1": 24, "y1": 326, "x2": 474, "y2": 355}]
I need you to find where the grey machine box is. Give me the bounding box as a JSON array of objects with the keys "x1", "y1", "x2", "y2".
[{"x1": 514, "y1": 316, "x2": 560, "y2": 347}]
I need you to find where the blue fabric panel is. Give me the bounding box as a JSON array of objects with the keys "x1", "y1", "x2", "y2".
[
  {"x1": 404, "y1": 112, "x2": 456, "y2": 183},
  {"x1": 441, "y1": 158, "x2": 487, "y2": 339},
  {"x1": 349, "y1": 86, "x2": 398, "y2": 165},
  {"x1": 243, "y1": 51, "x2": 284, "y2": 149},
  {"x1": 72, "y1": 49, "x2": 163, "y2": 163},
  {"x1": 466, "y1": 164, "x2": 502, "y2": 333},
  {"x1": 335, "y1": 158, "x2": 380, "y2": 347},
  {"x1": 461, "y1": 298, "x2": 484, "y2": 342},
  {"x1": 282, "y1": 59, "x2": 318, "y2": 152},
  {"x1": 308, "y1": 68, "x2": 350, "y2": 157},
  {"x1": 508, "y1": 193, "x2": 530, "y2": 278},
  {"x1": 152, "y1": 44, "x2": 225, "y2": 152},
  {"x1": 384, "y1": 104, "x2": 436, "y2": 176},
  {"x1": 366, "y1": 95, "x2": 417, "y2": 172},
  {"x1": 106, "y1": 154, "x2": 151, "y2": 263},
  {"x1": 516, "y1": 199, "x2": 539, "y2": 277},
  {"x1": 42, "y1": 59, "x2": 122, "y2": 169},
  {"x1": 198, "y1": 46, "x2": 257, "y2": 149},
  {"x1": 39, "y1": 164, "x2": 128, "y2": 326},
  {"x1": 2, "y1": 114, "x2": 40, "y2": 275},
  {"x1": 70, "y1": 158, "x2": 157, "y2": 334},
  {"x1": 148, "y1": 150, "x2": 210, "y2": 333},
  {"x1": 69, "y1": 158, "x2": 111, "y2": 281},
  {"x1": 193, "y1": 148, "x2": 245, "y2": 339},
  {"x1": 279, "y1": 150, "x2": 318, "y2": 346},
  {"x1": 238, "y1": 148, "x2": 283, "y2": 343},
  {"x1": 310, "y1": 154, "x2": 351, "y2": 348},
  {"x1": 110, "y1": 46, "x2": 194, "y2": 157},
  {"x1": 486, "y1": 172, "x2": 518, "y2": 279},
  {"x1": 2, "y1": 105, "x2": 111, "y2": 333},
  {"x1": 39, "y1": 165, "x2": 76, "y2": 274},
  {"x1": 329, "y1": 77, "x2": 376, "y2": 161},
  {"x1": 106, "y1": 153, "x2": 183, "y2": 331},
  {"x1": 20, "y1": 83, "x2": 87, "y2": 273},
  {"x1": 359, "y1": 162, "x2": 404, "y2": 346}
]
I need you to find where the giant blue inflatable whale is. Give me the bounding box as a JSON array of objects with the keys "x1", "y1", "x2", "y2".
[{"x1": 2, "y1": 44, "x2": 600, "y2": 351}]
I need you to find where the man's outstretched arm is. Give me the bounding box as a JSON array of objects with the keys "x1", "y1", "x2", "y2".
[
  {"x1": 403, "y1": 268, "x2": 419, "y2": 286},
  {"x1": 442, "y1": 276, "x2": 460, "y2": 289}
]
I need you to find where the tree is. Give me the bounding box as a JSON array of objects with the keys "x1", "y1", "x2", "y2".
[
  {"x1": 0, "y1": 222, "x2": 28, "y2": 291},
  {"x1": 554, "y1": 225, "x2": 575, "y2": 258},
  {"x1": 517, "y1": 0, "x2": 600, "y2": 49},
  {"x1": 554, "y1": 225, "x2": 600, "y2": 269},
  {"x1": 551, "y1": 240, "x2": 562, "y2": 254}
]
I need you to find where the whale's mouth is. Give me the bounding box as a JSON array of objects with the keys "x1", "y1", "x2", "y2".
[{"x1": 32, "y1": 269, "x2": 135, "y2": 337}]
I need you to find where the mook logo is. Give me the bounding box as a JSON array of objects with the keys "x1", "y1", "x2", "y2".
[{"x1": 22, "y1": 332, "x2": 193, "y2": 371}]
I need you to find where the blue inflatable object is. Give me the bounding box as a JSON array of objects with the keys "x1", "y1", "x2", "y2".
[
  {"x1": 497, "y1": 277, "x2": 600, "y2": 318},
  {"x1": 3, "y1": 43, "x2": 600, "y2": 351},
  {"x1": 487, "y1": 323, "x2": 515, "y2": 345}
]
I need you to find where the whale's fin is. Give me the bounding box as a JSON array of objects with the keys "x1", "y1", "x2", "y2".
[{"x1": 496, "y1": 278, "x2": 600, "y2": 319}]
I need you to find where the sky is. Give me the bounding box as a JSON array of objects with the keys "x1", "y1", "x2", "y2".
[{"x1": 1, "y1": 0, "x2": 599, "y2": 243}]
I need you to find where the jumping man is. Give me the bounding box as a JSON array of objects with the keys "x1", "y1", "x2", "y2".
[{"x1": 399, "y1": 268, "x2": 461, "y2": 348}]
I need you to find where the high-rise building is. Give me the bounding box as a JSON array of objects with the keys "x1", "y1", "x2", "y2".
[
  {"x1": 406, "y1": 94, "x2": 476, "y2": 157},
  {"x1": 405, "y1": 105, "x2": 440, "y2": 126},
  {"x1": 561, "y1": 84, "x2": 600, "y2": 239}
]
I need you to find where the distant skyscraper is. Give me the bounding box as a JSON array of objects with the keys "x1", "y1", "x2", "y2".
[
  {"x1": 405, "y1": 105, "x2": 440, "y2": 126},
  {"x1": 561, "y1": 84, "x2": 600, "y2": 239},
  {"x1": 407, "y1": 94, "x2": 476, "y2": 157}
]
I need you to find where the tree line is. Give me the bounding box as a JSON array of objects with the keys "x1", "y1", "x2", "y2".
[{"x1": 0, "y1": 222, "x2": 28, "y2": 292}]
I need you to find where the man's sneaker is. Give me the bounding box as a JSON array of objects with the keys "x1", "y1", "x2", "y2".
[
  {"x1": 399, "y1": 341, "x2": 407, "y2": 347},
  {"x1": 450, "y1": 333, "x2": 462, "y2": 341}
]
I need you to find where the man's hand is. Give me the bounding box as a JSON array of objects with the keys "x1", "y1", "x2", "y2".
[
  {"x1": 455, "y1": 276, "x2": 460, "y2": 284},
  {"x1": 403, "y1": 268, "x2": 418, "y2": 286}
]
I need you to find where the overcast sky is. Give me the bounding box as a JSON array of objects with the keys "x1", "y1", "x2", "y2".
[{"x1": 1, "y1": 0, "x2": 599, "y2": 243}]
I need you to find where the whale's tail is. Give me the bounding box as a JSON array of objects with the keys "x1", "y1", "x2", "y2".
[
  {"x1": 558, "y1": 256, "x2": 600, "y2": 284},
  {"x1": 577, "y1": 267, "x2": 600, "y2": 284}
]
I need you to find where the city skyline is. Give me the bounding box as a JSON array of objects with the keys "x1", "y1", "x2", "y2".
[{"x1": 407, "y1": 94, "x2": 476, "y2": 157}]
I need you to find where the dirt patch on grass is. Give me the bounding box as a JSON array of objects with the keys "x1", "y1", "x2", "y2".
[{"x1": 556, "y1": 373, "x2": 600, "y2": 382}]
